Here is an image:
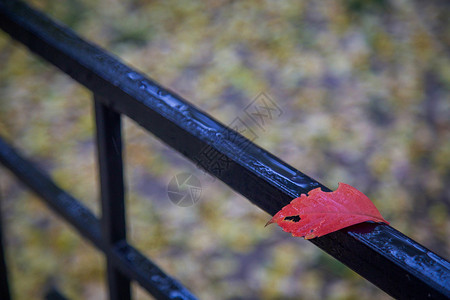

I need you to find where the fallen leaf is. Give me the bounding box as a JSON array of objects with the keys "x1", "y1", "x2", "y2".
[{"x1": 266, "y1": 182, "x2": 389, "y2": 239}]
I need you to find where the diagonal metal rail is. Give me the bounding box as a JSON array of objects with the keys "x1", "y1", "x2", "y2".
[
  {"x1": 0, "y1": 137, "x2": 196, "y2": 300},
  {"x1": 0, "y1": 0, "x2": 449, "y2": 299}
]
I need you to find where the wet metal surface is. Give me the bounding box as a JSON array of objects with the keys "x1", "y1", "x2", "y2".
[
  {"x1": 0, "y1": 0, "x2": 449, "y2": 299},
  {"x1": 0, "y1": 137, "x2": 197, "y2": 299}
]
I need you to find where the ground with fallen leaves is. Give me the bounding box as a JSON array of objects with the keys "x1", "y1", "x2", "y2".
[{"x1": 0, "y1": 0, "x2": 449, "y2": 299}]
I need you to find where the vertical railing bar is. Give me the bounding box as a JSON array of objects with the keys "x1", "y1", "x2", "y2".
[
  {"x1": 45, "y1": 287, "x2": 69, "y2": 300},
  {"x1": 94, "y1": 95, "x2": 131, "y2": 300},
  {"x1": 0, "y1": 192, "x2": 11, "y2": 300}
]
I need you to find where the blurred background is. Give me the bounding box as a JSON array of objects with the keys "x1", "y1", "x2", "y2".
[{"x1": 0, "y1": 0, "x2": 449, "y2": 299}]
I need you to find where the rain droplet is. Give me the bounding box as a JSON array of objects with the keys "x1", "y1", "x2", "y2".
[
  {"x1": 157, "y1": 89, "x2": 168, "y2": 96},
  {"x1": 169, "y1": 291, "x2": 188, "y2": 300},
  {"x1": 175, "y1": 104, "x2": 187, "y2": 111},
  {"x1": 181, "y1": 109, "x2": 192, "y2": 118},
  {"x1": 291, "y1": 174, "x2": 305, "y2": 183},
  {"x1": 139, "y1": 81, "x2": 148, "y2": 90},
  {"x1": 126, "y1": 72, "x2": 142, "y2": 80}
]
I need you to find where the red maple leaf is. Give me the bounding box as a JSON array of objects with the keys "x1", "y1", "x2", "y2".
[{"x1": 266, "y1": 182, "x2": 389, "y2": 239}]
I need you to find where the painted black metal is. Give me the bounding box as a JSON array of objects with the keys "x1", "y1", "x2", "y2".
[
  {"x1": 94, "y1": 97, "x2": 131, "y2": 300},
  {"x1": 0, "y1": 137, "x2": 103, "y2": 249},
  {"x1": 0, "y1": 0, "x2": 449, "y2": 299},
  {"x1": 45, "y1": 288, "x2": 69, "y2": 300},
  {"x1": 0, "y1": 193, "x2": 11, "y2": 300},
  {"x1": 0, "y1": 137, "x2": 197, "y2": 300},
  {"x1": 112, "y1": 241, "x2": 197, "y2": 300}
]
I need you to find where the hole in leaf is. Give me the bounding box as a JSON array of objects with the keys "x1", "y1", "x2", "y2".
[{"x1": 284, "y1": 215, "x2": 301, "y2": 222}]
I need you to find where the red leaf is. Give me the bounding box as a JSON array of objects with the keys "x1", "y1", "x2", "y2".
[{"x1": 266, "y1": 182, "x2": 389, "y2": 239}]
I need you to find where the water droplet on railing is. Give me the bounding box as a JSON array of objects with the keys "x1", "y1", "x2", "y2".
[
  {"x1": 175, "y1": 104, "x2": 187, "y2": 111},
  {"x1": 290, "y1": 174, "x2": 310, "y2": 189},
  {"x1": 181, "y1": 109, "x2": 192, "y2": 118},
  {"x1": 127, "y1": 72, "x2": 142, "y2": 80},
  {"x1": 138, "y1": 80, "x2": 160, "y2": 97},
  {"x1": 169, "y1": 291, "x2": 188, "y2": 300},
  {"x1": 126, "y1": 252, "x2": 136, "y2": 261},
  {"x1": 151, "y1": 275, "x2": 170, "y2": 287},
  {"x1": 185, "y1": 120, "x2": 194, "y2": 128},
  {"x1": 139, "y1": 81, "x2": 148, "y2": 90},
  {"x1": 291, "y1": 175, "x2": 304, "y2": 183},
  {"x1": 94, "y1": 53, "x2": 106, "y2": 62},
  {"x1": 157, "y1": 89, "x2": 168, "y2": 96}
]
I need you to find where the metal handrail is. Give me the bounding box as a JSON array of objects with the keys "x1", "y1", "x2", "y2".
[{"x1": 0, "y1": 0, "x2": 449, "y2": 299}]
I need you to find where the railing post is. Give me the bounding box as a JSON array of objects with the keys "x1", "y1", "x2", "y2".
[
  {"x1": 0, "y1": 192, "x2": 11, "y2": 300},
  {"x1": 94, "y1": 96, "x2": 131, "y2": 300}
]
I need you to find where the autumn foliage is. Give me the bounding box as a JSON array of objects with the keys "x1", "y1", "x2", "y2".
[{"x1": 266, "y1": 183, "x2": 389, "y2": 239}]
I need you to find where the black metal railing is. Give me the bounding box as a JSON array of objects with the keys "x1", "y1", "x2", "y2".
[{"x1": 0, "y1": 0, "x2": 449, "y2": 299}]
